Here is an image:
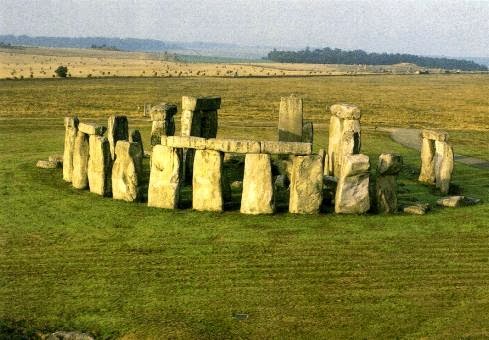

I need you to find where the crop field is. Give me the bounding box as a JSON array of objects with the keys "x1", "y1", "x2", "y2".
[{"x1": 1, "y1": 74, "x2": 489, "y2": 338}]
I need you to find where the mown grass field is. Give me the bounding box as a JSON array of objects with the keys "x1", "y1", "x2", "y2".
[{"x1": 1, "y1": 75, "x2": 489, "y2": 338}]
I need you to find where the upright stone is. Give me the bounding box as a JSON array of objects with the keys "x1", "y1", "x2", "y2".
[
  {"x1": 107, "y1": 116, "x2": 129, "y2": 160},
  {"x1": 192, "y1": 149, "x2": 224, "y2": 212},
  {"x1": 278, "y1": 95, "x2": 303, "y2": 142},
  {"x1": 148, "y1": 145, "x2": 182, "y2": 209},
  {"x1": 435, "y1": 141, "x2": 454, "y2": 194},
  {"x1": 72, "y1": 131, "x2": 90, "y2": 189},
  {"x1": 63, "y1": 116, "x2": 79, "y2": 182},
  {"x1": 376, "y1": 153, "x2": 403, "y2": 214},
  {"x1": 241, "y1": 153, "x2": 275, "y2": 214},
  {"x1": 87, "y1": 136, "x2": 112, "y2": 196},
  {"x1": 289, "y1": 154, "x2": 324, "y2": 214},
  {"x1": 150, "y1": 103, "x2": 177, "y2": 146},
  {"x1": 335, "y1": 154, "x2": 370, "y2": 214},
  {"x1": 419, "y1": 137, "x2": 436, "y2": 184},
  {"x1": 111, "y1": 141, "x2": 143, "y2": 202},
  {"x1": 130, "y1": 129, "x2": 144, "y2": 157}
]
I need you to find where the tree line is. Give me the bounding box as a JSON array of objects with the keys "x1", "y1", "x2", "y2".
[{"x1": 267, "y1": 47, "x2": 488, "y2": 71}]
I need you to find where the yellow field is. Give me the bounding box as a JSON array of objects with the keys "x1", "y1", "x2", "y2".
[{"x1": 0, "y1": 46, "x2": 440, "y2": 79}]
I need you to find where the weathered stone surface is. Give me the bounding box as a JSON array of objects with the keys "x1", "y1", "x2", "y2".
[
  {"x1": 435, "y1": 141, "x2": 454, "y2": 194},
  {"x1": 327, "y1": 115, "x2": 342, "y2": 176},
  {"x1": 150, "y1": 103, "x2": 176, "y2": 145},
  {"x1": 49, "y1": 154, "x2": 63, "y2": 164},
  {"x1": 404, "y1": 203, "x2": 430, "y2": 215},
  {"x1": 241, "y1": 153, "x2": 275, "y2": 214},
  {"x1": 182, "y1": 96, "x2": 221, "y2": 111},
  {"x1": 36, "y1": 160, "x2": 59, "y2": 169},
  {"x1": 162, "y1": 135, "x2": 207, "y2": 149},
  {"x1": 87, "y1": 135, "x2": 112, "y2": 196},
  {"x1": 289, "y1": 154, "x2": 324, "y2": 214},
  {"x1": 376, "y1": 175, "x2": 398, "y2": 213},
  {"x1": 192, "y1": 149, "x2": 224, "y2": 212},
  {"x1": 149, "y1": 103, "x2": 177, "y2": 121},
  {"x1": 180, "y1": 109, "x2": 201, "y2": 137},
  {"x1": 330, "y1": 103, "x2": 361, "y2": 120},
  {"x1": 206, "y1": 138, "x2": 261, "y2": 153},
  {"x1": 278, "y1": 95, "x2": 303, "y2": 142},
  {"x1": 107, "y1": 115, "x2": 129, "y2": 160},
  {"x1": 63, "y1": 116, "x2": 79, "y2": 182},
  {"x1": 302, "y1": 121, "x2": 313, "y2": 144},
  {"x1": 335, "y1": 154, "x2": 370, "y2": 214},
  {"x1": 419, "y1": 138, "x2": 436, "y2": 184},
  {"x1": 78, "y1": 122, "x2": 106, "y2": 136},
  {"x1": 378, "y1": 153, "x2": 403, "y2": 175},
  {"x1": 148, "y1": 145, "x2": 182, "y2": 209},
  {"x1": 72, "y1": 131, "x2": 90, "y2": 189},
  {"x1": 421, "y1": 129, "x2": 449, "y2": 142},
  {"x1": 201, "y1": 110, "x2": 218, "y2": 138},
  {"x1": 328, "y1": 113, "x2": 361, "y2": 178},
  {"x1": 436, "y1": 195, "x2": 480, "y2": 208},
  {"x1": 46, "y1": 330, "x2": 94, "y2": 340},
  {"x1": 129, "y1": 129, "x2": 144, "y2": 157},
  {"x1": 111, "y1": 141, "x2": 143, "y2": 202},
  {"x1": 260, "y1": 141, "x2": 312, "y2": 155}
]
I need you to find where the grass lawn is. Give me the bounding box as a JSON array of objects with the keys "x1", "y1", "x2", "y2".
[{"x1": 1, "y1": 76, "x2": 489, "y2": 338}]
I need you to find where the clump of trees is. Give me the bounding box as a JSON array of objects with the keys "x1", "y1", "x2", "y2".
[
  {"x1": 54, "y1": 66, "x2": 68, "y2": 77},
  {"x1": 267, "y1": 47, "x2": 488, "y2": 71}
]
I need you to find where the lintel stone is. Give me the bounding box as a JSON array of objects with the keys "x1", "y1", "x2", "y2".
[
  {"x1": 161, "y1": 135, "x2": 207, "y2": 149},
  {"x1": 182, "y1": 96, "x2": 221, "y2": 111},
  {"x1": 78, "y1": 122, "x2": 107, "y2": 136},
  {"x1": 206, "y1": 138, "x2": 261, "y2": 153},
  {"x1": 260, "y1": 141, "x2": 312, "y2": 155},
  {"x1": 421, "y1": 129, "x2": 449, "y2": 142}
]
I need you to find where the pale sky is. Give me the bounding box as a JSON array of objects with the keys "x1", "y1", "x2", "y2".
[{"x1": 1, "y1": 0, "x2": 488, "y2": 57}]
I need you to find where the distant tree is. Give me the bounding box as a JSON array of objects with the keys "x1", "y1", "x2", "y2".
[{"x1": 54, "y1": 65, "x2": 68, "y2": 78}]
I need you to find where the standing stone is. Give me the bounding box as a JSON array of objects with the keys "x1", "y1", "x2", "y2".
[
  {"x1": 335, "y1": 154, "x2": 370, "y2": 214},
  {"x1": 192, "y1": 149, "x2": 224, "y2": 212},
  {"x1": 87, "y1": 136, "x2": 112, "y2": 196},
  {"x1": 148, "y1": 145, "x2": 182, "y2": 209},
  {"x1": 130, "y1": 129, "x2": 144, "y2": 157},
  {"x1": 327, "y1": 115, "x2": 342, "y2": 176},
  {"x1": 72, "y1": 131, "x2": 90, "y2": 189},
  {"x1": 150, "y1": 103, "x2": 177, "y2": 146},
  {"x1": 278, "y1": 95, "x2": 303, "y2": 142},
  {"x1": 376, "y1": 153, "x2": 402, "y2": 214},
  {"x1": 107, "y1": 116, "x2": 129, "y2": 160},
  {"x1": 111, "y1": 141, "x2": 143, "y2": 202},
  {"x1": 289, "y1": 154, "x2": 324, "y2": 214},
  {"x1": 419, "y1": 138, "x2": 436, "y2": 184},
  {"x1": 63, "y1": 116, "x2": 79, "y2": 182},
  {"x1": 302, "y1": 121, "x2": 314, "y2": 144},
  {"x1": 241, "y1": 153, "x2": 275, "y2": 214},
  {"x1": 435, "y1": 141, "x2": 454, "y2": 194}
]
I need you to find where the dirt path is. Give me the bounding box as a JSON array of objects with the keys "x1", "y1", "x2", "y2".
[{"x1": 386, "y1": 127, "x2": 489, "y2": 170}]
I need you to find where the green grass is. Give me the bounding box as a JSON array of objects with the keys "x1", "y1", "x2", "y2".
[{"x1": 1, "y1": 76, "x2": 489, "y2": 338}]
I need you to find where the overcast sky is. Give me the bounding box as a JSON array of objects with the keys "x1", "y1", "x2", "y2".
[{"x1": 1, "y1": 0, "x2": 488, "y2": 57}]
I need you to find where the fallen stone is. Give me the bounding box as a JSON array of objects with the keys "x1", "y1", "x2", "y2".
[
  {"x1": 437, "y1": 195, "x2": 481, "y2": 208},
  {"x1": 378, "y1": 153, "x2": 403, "y2": 175},
  {"x1": 107, "y1": 115, "x2": 129, "y2": 160},
  {"x1": 260, "y1": 141, "x2": 312, "y2": 155},
  {"x1": 148, "y1": 145, "x2": 182, "y2": 209},
  {"x1": 111, "y1": 141, "x2": 143, "y2": 202},
  {"x1": 46, "y1": 331, "x2": 94, "y2": 340},
  {"x1": 289, "y1": 154, "x2": 324, "y2": 214},
  {"x1": 192, "y1": 149, "x2": 224, "y2": 212},
  {"x1": 72, "y1": 131, "x2": 90, "y2": 189},
  {"x1": 206, "y1": 138, "x2": 261, "y2": 153},
  {"x1": 87, "y1": 135, "x2": 112, "y2": 196},
  {"x1": 302, "y1": 121, "x2": 313, "y2": 144},
  {"x1": 403, "y1": 203, "x2": 430, "y2": 215},
  {"x1": 36, "y1": 160, "x2": 59, "y2": 169},
  {"x1": 162, "y1": 135, "x2": 207, "y2": 149},
  {"x1": 419, "y1": 137, "x2": 436, "y2": 184},
  {"x1": 421, "y1": 129, "x2": 449, "y2": 142},
  {"x1": 241, "y1": 153, "x2": 275, "y2": 214},
  {"x1": 278, "y1": 94, "x2": 303, "y2": 142},
  {"x1": 49, "y1": 154, "x2": 63, "y2": 164},
  {"x1": 330, "y1": 103, "x2": 361, "y2": 120},
  {"x1": 78, "y1": 122, "x2": 107, "y2": 136},
  {"x1": 335, "y1": 154, "x2": 370, "y2": 214},
  {"x1": 63, "y1": 116, "x2": 79, "y2": 182}
]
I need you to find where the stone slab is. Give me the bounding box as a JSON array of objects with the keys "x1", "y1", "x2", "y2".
[
  {"x1": 278, "y1": 95, "x2": 303, "y2": 142},
  {"x1": 78, "y1": 122, "x2": 107, "y2": 136},
  {"x1": 36, "y1": 160, "x2": 60, "y2": 169},
  {"x1": 206, "y1": 138, "x2": 261, "y2": 153},
  {"x1": 192, "y1": 149, "x2": 224, "y2": 212},
  {"x1": 148, "y1": 145, "x2": 182, "y2": 209},
  {"x1": 88, "y1": 135, "x2": 112, "y2": 196},
  {"x1": 162, "y1": 135, "x2": 207, "y2": 149},
  {"x1": 289, "y1": 154, "x2": 324, "y2": 214},
  {"x1": 260, "y1": 141, "x2": 312, "y2": 155},
  {"x1": 63, "y1": 117, "x2": 79, "y2": 182},
  {"x1": 72, "y1": 131, "x2": 90, "y2": 189},
  {"x1": 182, "y1": 96, "x2": 221, "y2": 111},
  {"x1": 421, "y1": 129, "x2": 449, "y2": 142},
  {"x1": 241, "y1": 153, "x2": 274, "y2": 214}
]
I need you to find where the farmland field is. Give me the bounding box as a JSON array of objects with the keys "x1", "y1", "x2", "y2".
[{"x1": 1, "y1": 74, "x2": 489, "y2": 338}]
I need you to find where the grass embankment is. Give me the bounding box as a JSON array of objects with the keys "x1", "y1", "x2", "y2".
[{"x1": 1, "y1": 75, "x2": 489, "y2": 338}]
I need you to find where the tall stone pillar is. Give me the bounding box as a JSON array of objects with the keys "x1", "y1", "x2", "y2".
[
  {"x1": 241, "y1": 153, "x2": 275, "y2": 214},
  {"x1": 111, "y1": 141, "x2": 143, "y2": 202},
  {"x1": 88, "y1": 136, "x2": 112, "y2": 196},
  {"x1": 63, "y1": 116, "x2": 79, "y2": 182},
  {"x1": 148, "y1": 145, "x2": 182, "y2": 209},
  {"x1": 278, "y1": 95, "x2": 303, "y2": 142},
  {"x1": 192, "y1": 149, "x2": 224, "y2": 212},
  {"x1": 149, "y1": 103, "x2": 177, "y2": 146},
  {"x1": 72, "y1": 130, "x2": 90, "y2": 189},
  {"x1": 107, "y1": 115, "x2": 129, "y2": 160}
]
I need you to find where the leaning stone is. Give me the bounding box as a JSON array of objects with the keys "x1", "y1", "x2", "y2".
[
  {"x1": 419, "y1": 138, "x2": 436, "y2": 184},
  {"x1": 435, "y1": 141, "x2": 454, "y2": 194},
  {"x1": 162, "y1": 135, "x2": 207, "y2": 149},
  {"x1": 148, "y1": 145, "x2": 182, "y2": 209},
  {"x1": 404, "y1": 203, "x2": 430, "y2": 215},
  {"x1": 289, "y1": 154, "x2": 324, "y2": 214},
  {"x1": 378, "y1": 153, "x2": 403, "y2": 175},
  {"x1": 335, "y1": 154, "x2": 370, "y2": 214},
  {"x1": 437, "y1": 195, "x2": 480, "y2": 208},
  {"x1": 72, "y1": 131, "x2": 90, "y2": 189},
  {"x1": 87, "y1": 136, "x2": 112, "y2": 196},
  {"x1": 107, "y1": 115, "x2": 129, "y2": 160},
  {"x1": 78, "y1": 122, "x2": 107, "y2": 136},
  {"x1": 63, "y1": 116, "x2": 79, "y2": 182},
  {"x1": 205, "y1": 138, "x2": 261, "y2": 154},
  {"x1": 36, "y1": 160, "x2": 59, "y2": 169},
  {"x1": 192, "y1": 149, "x2": 224, "y2": 212},
  {"x1": 278, "y1": 95, "x2": 303, "y2": 142},
  {"x1": 111, "y1": 141, "x2": 143, "y2": 202},
  {"x1": 330, "y1": 103, "x2": 361, "y2": 120},
  {"x1": 260, "y1": 141, "x2": 312, "y2": 155},
  {"x1": 241, "y1": 153, "x2": 275, "y2": 214},
  {"x1": 129, "y1": 129, "x2": 144, "y2": 157},
  {"x1": 421, "y1": 129, "x2": 449, "y2": 142},
  {"x1": 302, "y1": 121, "x2": 313, "y2": 144},
  {"x1": 182, "y1": 96, "x2": 221, "y2": 111}
]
